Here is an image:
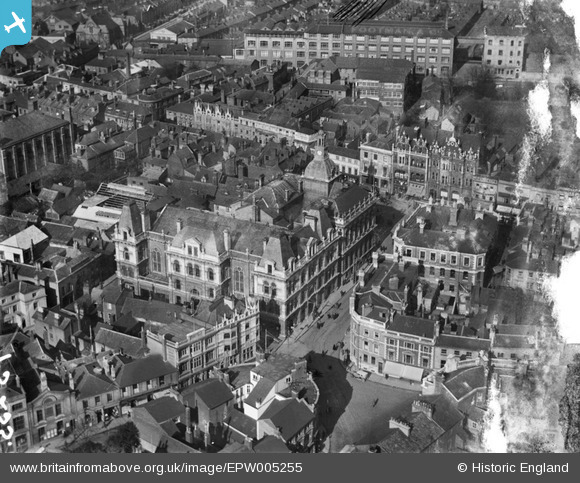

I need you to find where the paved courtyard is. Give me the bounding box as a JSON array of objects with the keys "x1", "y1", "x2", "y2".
[{"x1": 276, "y1": 285, "x2": 418, "y2": 452}]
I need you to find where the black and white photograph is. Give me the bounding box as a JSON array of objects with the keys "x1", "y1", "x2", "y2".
[{"x1": 0, "y1": 0, "x2": 579, "y2": 469}]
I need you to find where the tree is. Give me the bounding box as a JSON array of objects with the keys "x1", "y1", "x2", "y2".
[
  {"x1": 559, "y1": 353, "x2": 580, "y2": 452},
  {"x1": 107, "y1": 422, "x2": 140, "y2": 453},
  {"x1": 469, "y1": 66, "x2": 497, "y2": 99},
  {"x1": 68, "y1": 441, "x2": 107, "y2": 453}
]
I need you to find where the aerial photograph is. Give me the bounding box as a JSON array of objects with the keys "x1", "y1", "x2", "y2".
[{"x1": 1, "y1": 0, "x2": 580, "y2": 455}]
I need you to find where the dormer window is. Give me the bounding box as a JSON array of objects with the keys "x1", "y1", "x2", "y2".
[
  {"x1": 123, "y1": 231, "x2": 128, "y2": 241},
  {"x1": 267, "y1": 264, "x2": 273, "y2": 274}
]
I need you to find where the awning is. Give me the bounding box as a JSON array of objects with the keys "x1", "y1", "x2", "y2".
[{"x1": 383, "y1": 361, "x2": 425, "y2": 382}]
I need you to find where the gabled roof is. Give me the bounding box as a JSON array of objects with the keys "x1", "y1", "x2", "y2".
[
  {"x1": 0, "y1": 225, "x2": 48, "y2": 249},
  {"x1": 260, "y1": 398, "x2": 315, "y2": 442},
  {"x1": 182, "y1": 379, "x2": 233, "y2": 410},
  {"x1": 113, "y1": 354, "x2": 176, "y2": 388},
  {"x1": 142, "y1": 396, "x2": 186, "y2": 423}
]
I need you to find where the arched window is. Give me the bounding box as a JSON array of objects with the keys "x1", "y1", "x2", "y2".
[
  {"x1": 152, "y1": 249, "x2": 161, "y2": 272},
  {"x1": 187, "y1": 263, "x2": 194, "y2": 276},
  {"x1": 208, "y1": 268, "x2": 214, "y2": 281},
  {"x1": 173, "y1": 260, "x2": 181, "y2": 273},
  {"x1": 263, "y1": 281, "x2": 270, "y2": 295},
  {"x1": 234, "y1": 268, "x2": 244, "y2": 293},
  {"x1": 271, "y1": 283, "x2": 277, "y2": 298},
  {"x1": 194, "y1": 264, "x2": 200, "y2": 277},
  {"x1": 174, "y1": 279, "x2": 181, "y2": 290},
  {"x1": 123, "y1": 247, "x2": 129, "y2": 260}
]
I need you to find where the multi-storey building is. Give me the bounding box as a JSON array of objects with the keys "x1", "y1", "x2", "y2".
[
  {"x1": 428, "y1": 135, "x2": 480, "y2": 202},
  {"x1": 483, "y1": 26, "x2": 526, "y2": 79},
  {"x1": 146, "y1": 297, "x2": 260, "y2": 388},
  {"x1": 0, "y1": 281, "x2": 47, "y2": 331},
  {"x1": 114, "y1": 138, "x2": 378, "y2": 337},
  {"x1": 500, "y1": 204, "x2": 563, "y2": 296},
  {"x1": 392, "y1": 203, "x2": 498, "y2": 298},
  {"x1": 350, "y1": 291, "x2": 438, "y2": 376},
  {"x1": 0, "y1": 112, "x2": 74, "y2": 202},
  {"x1": 243, "y1": 21, "x2": 454, "y2": 75},
  {"x1": 355, "y1": 58, "x2": 414, "y2": 113},
  {"x1": 359, "y1": 129, "x2": 480, "y2": 200}
]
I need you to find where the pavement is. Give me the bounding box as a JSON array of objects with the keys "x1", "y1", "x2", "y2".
[
  {"x1": 26, "y1": 415, "x2": 131, "y2": 453},
  {"x1": 273, "y1": 278, "x2": 419, "y2": 452}
]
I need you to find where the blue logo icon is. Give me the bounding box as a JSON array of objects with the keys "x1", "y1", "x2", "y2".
[{"x1": 0, "y1": 1, "x2": 31, "y2": 52}]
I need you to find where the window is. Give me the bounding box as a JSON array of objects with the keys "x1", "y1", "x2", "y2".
[
  {"x1": 463, "y1": 271, "x2": 469, "y2": 280},
  {"x1": 107, "y1": 393, "x2": 112, "y2": 402},
  {"x1": 463, "y1": 257, "x2": 470, "y2": 267},
  {"x1": 123, "y1": 247, "x2": 129, "y2": 260},
  {"x1": 450, "y1": 269, "x2": 455, "y2": 278},
  {"x1": 271, "y1": 283, "x2": 277, "y2": 298},
  {"x1": 187, "y1": 263, "x2": 194, "y2": 276},
  {"x1": 13, "y1": 415, "x2": 25, "y2": 431},
  {"x1": 440, "y1": 254, "x2": 446, "y2": 263},
  {"x1": 451, "y1": 255, "x2": 457, "y2": 265},
  {"x1": 440, "y1": 268, "x2": 445, "y2": 277},
  {"x1": 208, "y1": 268, "x2": 214, "y2": 281},
  {"x1": 152, "y1": 249, "x2": 161, "y2": 272},
  {"x1": 55, "y1": 404, "x2": 62, "y2": 416},
  {"x1": 263, "y1": 282, "x2": 269, "y2": 295},
  {"x1": 194, "y1": 265, "x2": 200, "y2": 277},
  {"x1": 95, "y1": 396, "x2": 101, "y2": 405},
  {"x1": 430, "y1": 252, "x2": 436, "y2": 261},
  {"x1": 429, "y1": 266, "x2": 435, "y2": 275},
  {"x1": 449, "y1": 284, "x2": 455, "y2": 292},
  {"x1": 173, "y1": 260, "x2": 180, "y2": 273},
  {"x1": 174, "y1": 279, "x2": 181, "y2": 290},
  {"x1": 36, "y1": 410, "x2": 43, "y2": 422},
  {"x1": 159, "y1": 375, "x2": 165, "y2": 386},
  {"x1": 487, "y1": 49, "x2": 492, "y2": 55},
  {"x1": 234, "y1": 268, "x2": 244, "y2": 292}
]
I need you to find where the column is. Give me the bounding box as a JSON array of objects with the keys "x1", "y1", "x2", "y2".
[
  {"x1": 51, "y1": 131, "x2": 57, "y2": 164},
  {"x1": 31, "y1": 138, "x2": 39, "y2": 172},
  {"x1": 42, "y1": 134, "x2": 49, "y2": 166}
]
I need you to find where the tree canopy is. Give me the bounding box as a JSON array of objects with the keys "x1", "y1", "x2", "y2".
[{"x1": 559, "y1": 353, "x2": 580, "y2": 452}]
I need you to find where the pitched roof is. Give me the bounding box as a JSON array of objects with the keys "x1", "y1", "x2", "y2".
[
  {"x1": 113, "y1": 354, "x2": 176, "y2": 387},
  {"x1": 388, "y1": 315, "x2": 436, "y2": 338},
  {"x1": 0, "y1": 225, "x2": 48, "y2": 249},
  {"x1": 94, "y1": 327, "x2": 147, "y2": 358},
  {"x1": 142, "y1": 396, "x2": 186, "y2": 423},
  {"x1": 444, "y1": 366, "x2": 487, "y2": 401},
  {"x1": 182, "y1": 379, "x2": 233, "y2": 410},
  {"x1": 260, "y1": 399, "x2": 315, "y2": 442},
  {"x1": 0, "y1": 112, "x2": 68, "y2": 148}
]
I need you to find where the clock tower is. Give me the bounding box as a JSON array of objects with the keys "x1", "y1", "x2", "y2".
[{"x1": 302, "y1": 131, "x2": 339, "y2": 199}]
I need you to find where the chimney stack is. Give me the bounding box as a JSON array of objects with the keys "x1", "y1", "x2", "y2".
[
  {"x1": 40, "y1": 372, "x2": 48, "y2": 392},
  {"x1": 263, "y1": 237, "x2": 268, "y2": 254},
  {"x1": 185, "y1": 405, "x2": 194, "y2": 444},
  {"x1": 223, "y1": 229, "x2": 231, "y2": 252},
  {"x1": 126, "y1": 52, "x2": 131, "y2": 78}
]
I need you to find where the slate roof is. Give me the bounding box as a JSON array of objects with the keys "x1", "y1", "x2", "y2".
[
  {"x1": 252, "y1": 353, "x2": 301, "y2": 382},
  {"x1": 94, "y1": 327, "x2": 147, "y2": 358},
  {"x1": 388, "y1": 315, "x2": 436, "y2": 339},
  {"x1": 260, "y1": 399, "x2": 315, "y2": 442},
  {"x1": 397, "y1": 205, "x2": 497, "y2": 255},
  {"x1": 244, "y1": 379, "x2": 275, "y2": 409},
  {"x1": 0, "y1": 112, "x2": 68, "y2": 148},
  {"x1": 0, "y1": 225, "x2": 48, "y2": 249},
  {"x1": 444, "y1": 366, "x2": 487, "y2": 401},
  {"x1": 113, "y1": 354, "x2": 176, "y2": 388},
  {"x1": 142, "y1": 396, "x2": 186, "y2": 423},
  {"x1": 153, "y1": 206, "x2": 290, "y2": 259},
  {"x1": 182, "y1": 379, "x2": 233, "y2": 410},
  {"x1": 73, "y1": 362, "x2": 117, "y2": 400}
]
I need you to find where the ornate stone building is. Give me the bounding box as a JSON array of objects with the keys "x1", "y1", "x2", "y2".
[
  {"x1": 0, "y1": 112, "x2": 74, "y2": 203},
  {"x1": 114, "y1": 137, "x2": 378, "y2": 337}
]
